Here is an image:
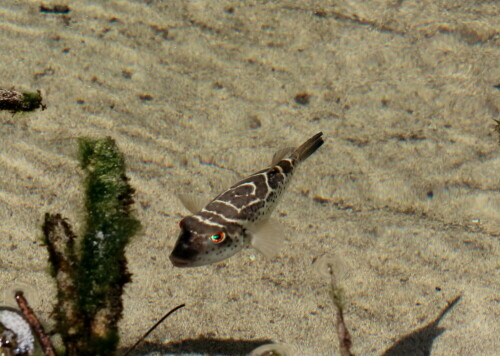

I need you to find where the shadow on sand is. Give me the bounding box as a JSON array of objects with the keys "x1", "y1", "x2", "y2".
[
  {"x1": 382, "y1": 296, "x2": 461, "y2": 356},
  {"x1": 120, "y1": 335, "x2": 273, "y2": 356},
  {"x1": 119, "y1": 296, "x2": 461, "y2": 355}
]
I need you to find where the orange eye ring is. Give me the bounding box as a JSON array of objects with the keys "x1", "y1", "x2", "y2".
[{"x1": 210, "y1": 231, "x2": 226, "y2": 244}]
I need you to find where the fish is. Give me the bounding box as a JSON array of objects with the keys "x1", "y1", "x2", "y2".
[{"x1": 169, "y1": 132, "x2": 324, "y2": 267}]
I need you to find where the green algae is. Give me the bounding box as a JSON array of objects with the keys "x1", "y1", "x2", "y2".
[
  {"x1": 43, "y1": 137, "x2": 140, "y2": 356},
  {"x1": 0, "y1": 89, "x2": 44, "y2": 112}
]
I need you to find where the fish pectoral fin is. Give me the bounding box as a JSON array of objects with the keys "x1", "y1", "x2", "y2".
[
  {"x1": 250, "y1": 219, "x2": 285, "y2": 259},
  {"x1": 271, "y1": 147, "x2": 295, "y2": 166},
  {"x1": 177, "y1": 193, "x2": 207, "y2": 214}
]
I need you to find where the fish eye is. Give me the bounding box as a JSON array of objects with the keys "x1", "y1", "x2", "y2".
[{"x1": 210, "y1": 232, "x2": 226, "y2": 244}]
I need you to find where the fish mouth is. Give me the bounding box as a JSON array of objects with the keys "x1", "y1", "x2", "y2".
[{"x1": 169, "y1": 254, "x2": 191, "y2": 267}]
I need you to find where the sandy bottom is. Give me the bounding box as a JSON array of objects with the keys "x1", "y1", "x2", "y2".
[{"x1": 0, "y1": 1, "x2": 498, "y2": 355}]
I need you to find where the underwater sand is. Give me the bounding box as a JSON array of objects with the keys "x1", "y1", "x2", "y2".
[{"x1": 0, "y1": 1, "x2": 498, "y2": 355}]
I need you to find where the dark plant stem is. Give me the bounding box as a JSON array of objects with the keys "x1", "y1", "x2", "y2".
[
  {"x1": 123, "y1": 303, "x2": 185, "y2": 356},
  {"x1": 327, "y1": 264, "x2": 354, "y2": 356},
  {"x1": 43, "y1": 213, "x2": 81, "y2": 355}
]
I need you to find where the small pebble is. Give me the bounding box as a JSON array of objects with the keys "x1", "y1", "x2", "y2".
[{"x1": 0, "y1": 307, "x2": 34, "y2": 355}]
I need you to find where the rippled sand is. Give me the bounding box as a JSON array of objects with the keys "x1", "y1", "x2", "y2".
[{"x1": 0, "y1": 1, "x2": 498, "y2": 355}]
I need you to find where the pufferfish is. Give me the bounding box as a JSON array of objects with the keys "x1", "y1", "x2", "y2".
[{"x1": 169, "y1": 132, "x2": 324, "y2": 267}]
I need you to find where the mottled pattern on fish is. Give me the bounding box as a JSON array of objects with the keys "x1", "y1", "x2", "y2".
[
  {"x1": 202, "y1": 159, "x2": 292, "y2": 225},
  {"x1": 170, "y1": 132, "x2": 324, "y2": 267}
]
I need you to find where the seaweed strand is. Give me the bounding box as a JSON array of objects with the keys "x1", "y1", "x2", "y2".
[{"x1": 43, "y1": 137, "x2": 141, "y2": 355}]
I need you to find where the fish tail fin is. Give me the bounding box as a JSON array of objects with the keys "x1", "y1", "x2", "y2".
[{"x1": 292, "y1": 132, "x2": 324, "y2": 163}]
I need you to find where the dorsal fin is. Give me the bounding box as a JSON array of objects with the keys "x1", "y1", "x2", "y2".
[
  {"x1": 271, "y1": 147, "x2": 295, "y2": 166},
  {"x1": 177, "y1": 193, "x2": 208, "y2": 214}
]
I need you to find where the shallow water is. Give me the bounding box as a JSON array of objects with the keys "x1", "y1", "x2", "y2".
[{"x1": 0, "y1": 1, "x2": 498, "y2": 355}]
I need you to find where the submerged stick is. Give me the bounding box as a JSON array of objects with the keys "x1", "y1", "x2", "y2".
[
  {"x1": 42, "y1": 213, "x2": 81, "y2": 355},
  {"x1": 0, "y1": 89, "x2": 45, "y2": 112},
  {"x1": 327, "y1": 263, "x2": 353, "y2": 356},
  {"x1": 123, "y1": 303, "x2": 185, "y2": 356},
  {"x1": 14, "y1": 292, "x2": 56, "y2": 356}
]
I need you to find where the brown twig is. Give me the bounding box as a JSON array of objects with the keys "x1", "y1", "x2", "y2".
[
  {"x1": 14, "y1": 291, "x2": 57, "y2": 356},
  {"x1": 42, "y1": 213, "x2": 81, "y2": 355},
  {"x1": 327, "y1": 264, "x2": 354, "y2": 356},
  {"x1": 123, "y1": 303, "x2": 185, "y2": 356}
]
